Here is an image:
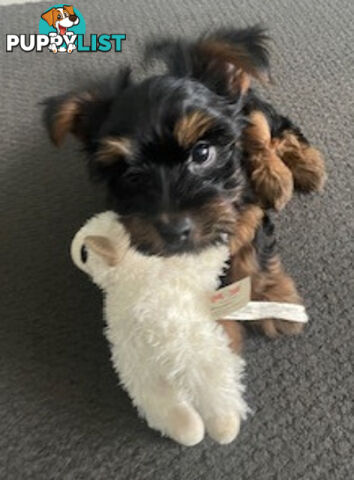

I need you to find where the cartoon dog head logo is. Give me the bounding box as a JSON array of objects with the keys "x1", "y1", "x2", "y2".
[{"x1": 40, "y1": 5, "x2": 84, "y2": 54}]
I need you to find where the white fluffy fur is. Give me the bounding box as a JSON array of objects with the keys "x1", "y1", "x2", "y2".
[{"x1": 71, "y1": 211, "x2": 249, "y2": 446}]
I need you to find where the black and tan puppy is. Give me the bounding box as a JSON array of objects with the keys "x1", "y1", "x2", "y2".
[{"x1": 43, "y1": 26, "x2": 326, "y2": 349}]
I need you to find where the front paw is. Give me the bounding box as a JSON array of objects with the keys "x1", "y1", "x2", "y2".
[
  {"x1": 251, "y1": 153, "x2": 294, "y2": 211},
  {"x1": 251, "y1": 317, "x2": 305, "y2": 338},
  {"x1": 277, "y1": 134, "x2": 327, "y2": 193}
]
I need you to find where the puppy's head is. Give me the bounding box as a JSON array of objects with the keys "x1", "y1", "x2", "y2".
[{"x1": 44, "y1": 26, "x2": 270, "y2": 255}]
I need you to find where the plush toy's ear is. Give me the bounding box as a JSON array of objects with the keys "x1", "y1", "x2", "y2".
[
  {"x1": 41, "y1": 8, "x2": 55, "y2": 26},
  {"x1": 84, "y1": 235, "x2": 117, "y2": 266},
  {"x1": 146, "y1": 25, "x2": 270, "y2": 97},
  {"x1": 42, "y1": 67, "x2": 132, "y2": 148}
]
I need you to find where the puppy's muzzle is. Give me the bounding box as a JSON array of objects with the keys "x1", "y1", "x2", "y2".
[{"x1": 155, "y1": 216, "x2": 193, "y2": 250}]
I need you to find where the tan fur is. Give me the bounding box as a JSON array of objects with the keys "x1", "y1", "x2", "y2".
[
  {"x1": 51, "y1": 92, "x2": 94, "y2": 145},
  {"x1": 97, "y1": 137, "x2": 132, "y2": 164},
  {"x1": 229, "y1": 204, "x2": 264, "y2": 254},
  {"x1": 174, "y1": 112, "x2": 214, "y2": 148},
  {"x1": 196, "y1": 41, "x2": 269, "y2": 94},
  {"x1": 243, "y1": 111, "x2": 294, "y2": 210},
  {"x1": 228, "y1": 246, "x2": 304, "y2": 338},
  {"x1": 51, "y1": 97, "x2": 79, "y2": 145},
  {"x1": 276, "y1": 131, "x2": 327, "y2": 192}
]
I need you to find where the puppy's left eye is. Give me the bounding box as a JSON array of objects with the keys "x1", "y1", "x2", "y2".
[{"x1": 191, "y1": 143, "x2": 216, "y2": 166}]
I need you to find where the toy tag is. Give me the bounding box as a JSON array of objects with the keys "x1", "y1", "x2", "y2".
[
  {"x1": 210, "y1": 277, "x2": 309, "y2": 323},
  {"x1": 223, "y1": 302, "x2": 309, "y2": 323},
  {"x1": 210, "y1": 277, "x2": 251, "y2": 319}
]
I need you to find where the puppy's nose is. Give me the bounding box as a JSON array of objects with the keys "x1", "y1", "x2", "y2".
[
  {"x1": 156, "y1": 216, "x2": 192, "y2": 245},
  {"x1": 69, "y1": 14, "x2": 77, "y2": 22}
]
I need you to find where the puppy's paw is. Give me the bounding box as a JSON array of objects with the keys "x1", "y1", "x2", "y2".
[
  {"x1": 251, "y1": 318, "x2": 305, "y2": 338},
  {"x1": 166, "y1": 404, "x2": 204, "y2": 446},
  {"x1": 206, "y1": 413, "x2": 241, "y2": 444},
  {"x1": 293, "y1": 145, "x2": 327, "y2": 192},
  {"x1": 251, "y1": 152, "x2": 294, "y2": 211},
  {"x1": 277, "y1": 133, "x2": 327, "y2": 193}
]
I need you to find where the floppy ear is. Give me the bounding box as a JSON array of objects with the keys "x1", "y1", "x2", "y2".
[
  {"x1": 63, "y1": 5, "x2": 75, "y2": 16},
  {"x1": 146, "y1": 25, "x2": 270, "y2": 97},
  {"x1": 41, "y1": 8, "x2": 55, "y2": 26},
  {"x1": 84, "y1": 235, "x2": 117, "y2": 266},
  {"x1": 42, "y1": 67, "x2": 132, "y2": 148}
]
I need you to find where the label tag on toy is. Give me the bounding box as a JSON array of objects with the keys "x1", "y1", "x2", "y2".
[
  {"x1": 210, "y1": 277, "x2": 251, "y2": 319},
  {"x1": 223, "y1": 302, "x2": 309, "y2": 323},
  {"x1": 210, "y1": 277, "x2": 309, "y2": 323}
]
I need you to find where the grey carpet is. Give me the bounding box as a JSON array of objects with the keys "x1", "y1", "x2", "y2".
[{"x1": 1, "y1": 0, "x2": 353, "y2": 478}]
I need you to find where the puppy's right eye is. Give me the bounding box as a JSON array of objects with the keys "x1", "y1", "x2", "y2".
[
  {"x1": 80, "y1": 245, "x2": 88, "y2": 263},
  {"x1": 192, "y1": 143, "x2": 210, "y2": 163}
]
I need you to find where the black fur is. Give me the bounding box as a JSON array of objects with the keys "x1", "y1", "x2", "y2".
[{"x1": 43, "y1": 25, "x2": 299, "y2": 266}]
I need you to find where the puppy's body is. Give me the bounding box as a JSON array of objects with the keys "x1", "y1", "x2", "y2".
[
  {"x1": 44, "y1": 26, "x2": 326, "y2": 346},
  {"x1": 71, "y1": 212, "x2": 248, "y2": 446}
]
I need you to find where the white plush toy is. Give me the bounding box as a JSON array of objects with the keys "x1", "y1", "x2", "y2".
[{"x1": 71, "y1": 211, "x2": 248, "y2": 446}]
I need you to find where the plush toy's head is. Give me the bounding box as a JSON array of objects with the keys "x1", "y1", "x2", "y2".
[{"x1": 71, "y1": 211, "x2": 131, "y2": 287}]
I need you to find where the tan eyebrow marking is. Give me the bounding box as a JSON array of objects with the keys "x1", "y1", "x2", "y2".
[
  {"x1": 174, "y1": 111, "x2": 214, "y2": 148},
  {"x1": 97, "y1": 137, "x2": 132, "y2": 164}
]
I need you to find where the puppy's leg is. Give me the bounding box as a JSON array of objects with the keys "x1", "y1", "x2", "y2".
[
  {"x1": 243, "y1": 110, "x2": 294, "y2": 211},
  {"x1": 139, "y1": 381, "x2": 204, "y2": 447},
  {"x1": 275, "y1": 127, "x2": 327, "y2": 193},
  {"x1": 250, "y1": 254, "x2": 305, "y2": 337},
  {"x1": 217, "y1": 204, "x2": 265, "y2": 352},
  {"x1": 248, "y1": 100, "x2": 326, "y2": 193},
  {"x1": 229, "y1": 212, "x2": 305, "y2": 337}
]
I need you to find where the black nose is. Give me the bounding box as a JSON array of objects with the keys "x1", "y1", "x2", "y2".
[
  {"x1": 69, "y1": 14, "x2": 77, "y2": 22},
  {"x1": 156, "y1": 217, "x2": 192, "y2": 246}
]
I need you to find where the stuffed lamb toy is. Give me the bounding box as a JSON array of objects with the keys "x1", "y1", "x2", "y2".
[{"x1": 71, "y1": 211, "x2": 248, "y2": 446}]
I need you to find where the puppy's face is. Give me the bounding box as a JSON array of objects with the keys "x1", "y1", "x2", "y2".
[{"x1": 44, "y1": 27, "x2": 269, "y2": 254}]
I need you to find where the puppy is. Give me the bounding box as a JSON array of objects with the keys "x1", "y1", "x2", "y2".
[
  {"x1": 41, "y1": 5, "x2": 79, "y2": 54},
  {"x1": 43, "y1": 26, "x2": 326, "y2": 348}
]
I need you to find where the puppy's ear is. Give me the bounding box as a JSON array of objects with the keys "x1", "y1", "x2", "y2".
[
  {"x1": 42, "y1": 67, "x2": 131, "y2": 148},
  {"x1": 41, "y1": 8, "x2": 55, "y2": 26},
  {"x1": 147, "y1": 25, "x2": 270, "y2": 97}
]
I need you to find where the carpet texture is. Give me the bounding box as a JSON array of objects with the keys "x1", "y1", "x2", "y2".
[{"x1": 1, "y1": 0, "x2": 353, "y2": 478}]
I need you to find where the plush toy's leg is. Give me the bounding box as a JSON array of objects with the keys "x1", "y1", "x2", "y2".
[
  {"x1": 243, "y1": 110, "x2": 294, "y2": 211},
  {"x1": 194, "y1": 359, "x2": 247, "y2": 444},
  {"x1": 162, "y1": 403, "x2": 205, "y2": 446},
  {"x1": 141, "y1": 384, "x2": 204, "y2": 446},
  {"x1": 205, "y1": 413, "x2": 241, "y2": 445}
]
